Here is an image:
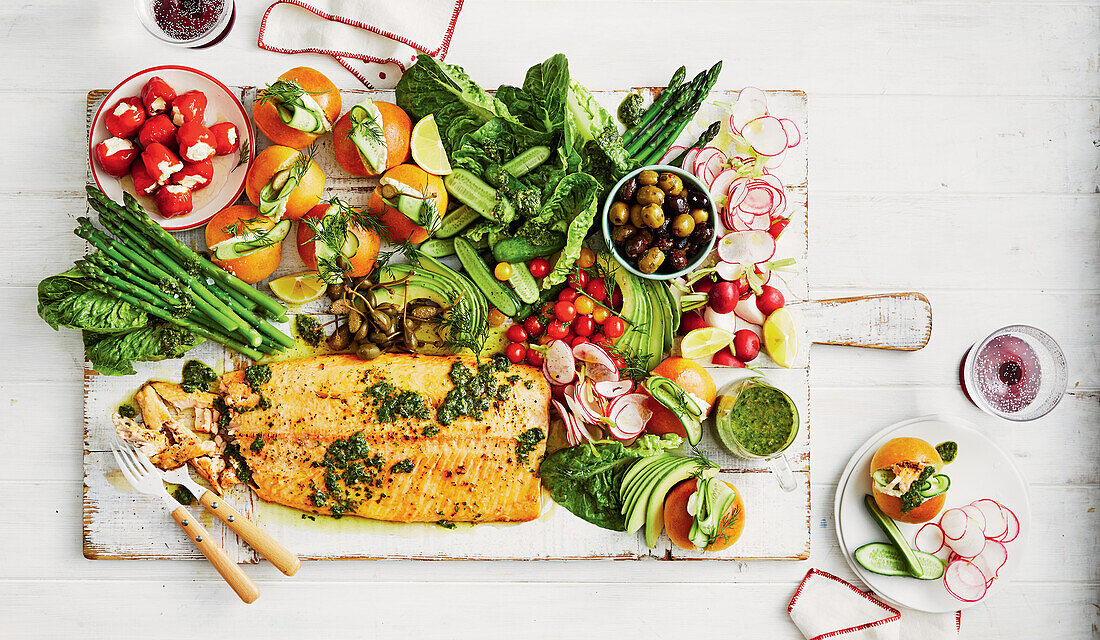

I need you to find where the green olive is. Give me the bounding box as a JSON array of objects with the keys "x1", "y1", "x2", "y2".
[
  {"x1": 629, "y1": 203, "x2": 646, "y2": 228},
  {"x1": 611, "y1": 223, "x2": 639, "y2": 244},
  {"x1": 635, "y1": 185, "x2": 665, "y2": 206},
  {"x1": 356, "y1": 342, "x2": 382, "y2": 360},
  {"x1": 609, "y1": 201, "x2": 629, "y2": 226},
  {"x1": 657, "y1": 173, "x2": 684, "y2": 195},
  {"x1": 641, "y1": 203, "x2": 665, "y2": 229},
  {"x1": 690, "y1": 208, "x2": 709, "y2": 224},
  {"x1": 672, "y1": 213, "x2": 696, "y2": 238},
  {"x1": 637, "y1": 169, "x2": 659, "y2": 186},
  {"x1": 638, "y1": 247, "x2": 666, "y2": 274}
]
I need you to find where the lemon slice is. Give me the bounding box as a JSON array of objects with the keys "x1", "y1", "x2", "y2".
[
  {"x1": 410, "y1": 114, "x2": 452, "y2": 176},
  {"x1": 763, "y1": 307, "x2": 799, "y2": 368},
  {"x1": 680, "y1": 327, "x2": 734, "y2": 360},
  {"x1": 269, "y1": 271, "x2": 327, "y2": 304}
]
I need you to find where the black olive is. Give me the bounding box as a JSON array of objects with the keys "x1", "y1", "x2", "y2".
[
  {"x1": 655, "y1": 235, "x2": 674, "y2": 251},
  {"x1": 686, "y1": 190, "x2": 710, "y2": 210},
  {"x1": 657, "y1": 216, "x2": 672, "y2": 237},
  {"x1": 689, "y1": 223, "x2": 714, "y2": 246},
  {"x1": 666, "y1": 193, "x2": 689, "y2": 218},
  {"x1": 618, "y1": 178, "x2": 638, "y2": 202},
  {"x1": 673, "y1": 236, "x2": 690, "y2": 252},
  {"x1": 668, "y1": 249, "x2": 688, "y2": 271},
  {"x1": 623, "y1": 230, "x2": 653, "y2": 258}
]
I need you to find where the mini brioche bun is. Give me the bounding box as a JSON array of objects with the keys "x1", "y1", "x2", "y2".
[
  {"x1": 253, "y1": 67, "x2": 341, "y2": 149},
  {"x1": 869, "y1": 437, "x2": 946, "y2": 524}
]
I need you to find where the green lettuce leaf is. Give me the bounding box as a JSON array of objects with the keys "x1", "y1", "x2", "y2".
[
  {"x1": 83, "y1": 323, "x2": 203, "y2": 377},
  {"x1": 37, "y1": 266, "x2": 147, "y2": 333},
  {"x1": 516, "y1": 173, "x2": 599, "y2": 288},
  {"x1": 539, "y1": 441, "x2": 642, "y2": 531},
  {"x1": 565, "y1": 79, "x2": 634, "y2": 189}
]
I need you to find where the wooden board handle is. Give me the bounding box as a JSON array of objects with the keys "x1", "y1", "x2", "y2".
[
  {"x1": 171, "y1": 506, "x2": 260, "y2": 603},
  {"x1": 198, "y1": 491, "x2": 301, "y2": 576},
  {"x1": 794, "y1": 292, "x2": 932, "y2": 351}
]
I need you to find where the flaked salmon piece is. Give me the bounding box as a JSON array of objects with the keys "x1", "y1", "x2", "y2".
[
  {"x1": 114, "y1": 383, "x2": 215, "y2": 470},
  {"x1": 149, "y1": 381, "x2": 217, "y2": 410},
  {"x1": 188, "y1": 455, "x2": 226, "y2": 494},
  {"x1": 220, "y1": 354, "x2": 550, "y2": 522}
]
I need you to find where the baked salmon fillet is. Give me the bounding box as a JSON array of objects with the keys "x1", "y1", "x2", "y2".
[{"x1": 219, "y1": 353, "x2": 550, "y2": 523}]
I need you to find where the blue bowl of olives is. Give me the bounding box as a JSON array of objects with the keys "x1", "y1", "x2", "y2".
[{"x1": 602, "y1": 164, "x2": 717, "y2": 280}]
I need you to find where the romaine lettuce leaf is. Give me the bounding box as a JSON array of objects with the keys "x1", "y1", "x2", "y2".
[
  {"x1": 38, "y1": 267, "x2": 147, "y2": 333},
  {"x1": 83, "y1": 323, "x2": 203, "y2": 377}
]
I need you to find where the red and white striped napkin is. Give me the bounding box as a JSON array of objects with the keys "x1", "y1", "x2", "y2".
[
  {"x1": 258, "y1": 0, "x2": 464, "y2": 88},
  {"x1": 788, "y1": 569, "x2": 961, "y2": 640}
]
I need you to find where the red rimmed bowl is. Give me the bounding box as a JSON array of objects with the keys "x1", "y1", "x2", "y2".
[{"x1": 88, "y1": 65, "x2": 254, "y2": 231}]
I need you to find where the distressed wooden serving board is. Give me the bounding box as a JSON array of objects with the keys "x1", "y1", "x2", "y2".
[{"x1": 84, "y1": 86, "x2": 815, "y2": 562}]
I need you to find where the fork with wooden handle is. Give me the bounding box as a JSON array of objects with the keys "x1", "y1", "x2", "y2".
[
  {"x1": 110, "y1": 438, "x2": 260, "y2": 604},
  {"x1": 161, "y1": 465, "x2": 301, "y2": 576}
]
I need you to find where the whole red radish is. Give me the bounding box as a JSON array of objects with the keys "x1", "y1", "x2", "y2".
[
  {"x1": 711, "y1": 346, "x2": 745, "y2": 367},
  {"x1": 733, "y1": 329, "x2": 761, "y2": 362},
  {"x1": 709, "y1": 281, "x2": 739, "y2": 314},
  {"x1": 680, "y1": 309, "x2": 708, "y2": 334},
  {"x1": 737, "y1": 278, "x2": 752, "y2": 300},
  {"x1": 769, "y1": 218, "x2": 790, "y2": 240},
  {"x1": 756, "y1": 285, "x2": 785, "y2": 316},
  {"x1": 693, "y1": 277, "x2": 715, "y2": 294}
]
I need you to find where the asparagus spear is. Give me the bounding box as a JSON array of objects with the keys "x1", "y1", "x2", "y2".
[
  {"x1": 645, "y1": 119, "x2": 721, "y2": 167},
  {"x1": 667, "y1": 121, "x2": 723, "y2": 168},
  {"x1": 633, "y1": 61, "x2": 723, "y2": 165},
  {"x1": 622, "y1": 65, "x2": 686, "y2": 145},
  {"x1": 625, "y1": 74, "x2": 700, "y2": 156}
]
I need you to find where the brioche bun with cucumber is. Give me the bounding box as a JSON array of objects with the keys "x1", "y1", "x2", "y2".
[
  {"x1": 870, "y1": 437, "x2": 946, "y2": 524},
  {"x1": 333, "y1": 100, "x2": 412, "y2": 177},
  {"x1": 245, "y1": 145, "x2": 325, "y2": 221},
  {"x1": 204, "y1": 205, "x2": 283, "y2": 284},
  {"x1": 253, "y1": 67, "x2": 341, "y2": 150}
]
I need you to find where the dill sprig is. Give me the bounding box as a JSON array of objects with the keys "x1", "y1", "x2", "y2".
[
  {"x1": 347, "y1": 105, "x2": 386, "y2": 146},
  {"x1": 288, "y1": 144, "x2": 317, "y2": 183},
  {"x1": 220, "y1": 216, "x2": 278, "y2": 247},
  {"x1": 438, "y1": 301, "x2": 488, "y2": 358},
  {"x1": 256, "y1": 80, "x2": 327, "y2": 106},
  {"x1": 610, "y1": 345, "x2": 648, "y2": 383},
  {"x1": 324, "y1": 195, "x2": 388, "y2": 243},
  {"x1": 304, "y1": 204, "x2": 352, "y2": 285}
]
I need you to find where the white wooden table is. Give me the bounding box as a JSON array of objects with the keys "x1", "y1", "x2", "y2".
[{"x1": 1, "y1": 1, "x2": 1096, "y2": 637}]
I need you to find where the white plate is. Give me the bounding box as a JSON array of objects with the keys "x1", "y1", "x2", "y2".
[
  {"x1": 88, "y1": 65, "x2": 254, "y2": 231},
  {"x1": 833, "y1": 414, "x2": 1030, "y2": 612}
]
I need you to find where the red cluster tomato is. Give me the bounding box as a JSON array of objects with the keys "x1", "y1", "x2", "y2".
[
  {"x1": 93, "y1": 75, "x2": 242, "y2": 219},
  {"x1": 503, "y1": 254, "x2": 628, "y2": 366}
]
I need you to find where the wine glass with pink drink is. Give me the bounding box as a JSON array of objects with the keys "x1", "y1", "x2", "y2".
[
  {"x1": 960, "y1": 325, "x2": 1068, "y2": 421},
  {"x1": 134, "y1": 0, "x2": 236, "y2": 48}
]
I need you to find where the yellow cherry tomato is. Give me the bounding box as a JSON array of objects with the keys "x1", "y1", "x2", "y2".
[
  {"x1": 592, "y1": 306, "x2": 610, "y2": 323},
  {"x1": 494, "y1": 262, "x2": 514, "y2": 281},
  {"x1": 577, "y1": 247, "x2": 596, "y2": 269},
  {"x1": 488, "y1": 308, "x2": 507, "y2": 327},
  {"x1": 574, "y1": 295, "x2": 595, "y2": 316}
]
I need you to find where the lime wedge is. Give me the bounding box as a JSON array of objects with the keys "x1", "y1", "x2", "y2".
[
  {"x1": 269, "y1": 271, "x2": 327, "y2": 304},
  {"x1": 680, "y1": 327, "x2": 734, "y2": 360},
  {"x1": 411, "y1": 114, "x2": 452, "y2": 176},
  {"x1": 763, "y1": 307, "x2": 799, "y2": 368}
]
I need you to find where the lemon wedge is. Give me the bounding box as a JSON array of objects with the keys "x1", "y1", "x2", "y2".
[
  {"x1": 680, "y1": 327, "x2": 734, "y2": 360},
  {"x1": 269, "y1": 271, "x2": 327, "y2": 304},
  {"x1": 410, "y1": 114, "x2": 452, "y2": 176},
  {"x1": 763, "y1": 307, "x2": 799, "y2": 368}
]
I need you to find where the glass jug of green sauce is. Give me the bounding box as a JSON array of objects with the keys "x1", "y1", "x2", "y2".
[{"x1": 714, "y1": 376, "x2": 799, "y2": 492}]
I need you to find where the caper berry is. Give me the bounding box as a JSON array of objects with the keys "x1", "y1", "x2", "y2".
[
  {"x1": 629, "y1": 203, "x2": 646, "y2": 228},
  {"x1": 672, "y1": 213, "x2": 696, "y2": 238},
  {"x1": 690, "y1": 208, "x2": 709, "y2": 224},
  {"x1": 641, "y1": 203, "x2": 665, "y2": 229},
  {"x1": 611, "y1": 223, "x2": 639, "y2": 244},
  {"x1": 618, "y1": 177, "x2": 638, "y2": 202},
  {"x1": 635, "y1": 184, "x2": 665, "y2": 206},
  {"x1": 638, "y1": 247, "x2": 666, "y2": 274},
  {"x1": 609, "y1": 201, "x2": 629, "y2": 225},
  {"x1": 356, "y1": 342, "x2": 382, "y2": 360},
  {"x1": 637, "y1": 169, "x2": 659, "y2": 186},
  {"x1": 657, "y1": 172, "x2": 684, "y2": 195},
  {"x1": 668, "y1": 249, "x2": 688, "y2": 271}
]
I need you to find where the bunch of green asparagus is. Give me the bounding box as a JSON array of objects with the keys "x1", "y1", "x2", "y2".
[
  {"x1": 77, "y1": 187, "x2": 293, "y2": 361},
  {"x1": 623, "y1": 62, "x2": 724, "y2": 167}
]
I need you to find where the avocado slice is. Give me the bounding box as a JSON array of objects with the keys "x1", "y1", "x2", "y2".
[{"x1": 643, "y1": 459, "x2": 710, "y2": 547}]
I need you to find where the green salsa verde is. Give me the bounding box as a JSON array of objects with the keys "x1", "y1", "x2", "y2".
[{"x1": 715, "y1": 383, "x2": 797, "y2": 457}]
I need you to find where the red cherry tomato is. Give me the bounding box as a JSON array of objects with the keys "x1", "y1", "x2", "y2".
[
  {"x1": 138, "y1": 114, "x2": 178, "y2": 150},
  {"x1": 176, "y1": 121, "x2": 216, "y2": 163},
  {"x1": 611, "y1": 355, "x2": 625, "y2": 368},
  {"x1": 105, "y1": 97, "x2": 146, "y2": 139},
  {"x1": 209, "y1": 122, "x2": 240, "y2": 156},
  {"x1": 573, "y1": 316, "x2": 595, "y2": 337},
  {"x1": 523, "y1": 316, "x2": 544, "y2": 336},
  {"x1": 573, "y1": 295, "x2": 595, "y2": 316},
  {"x1": 94, "y1": 137, "x2": 137, "y2": 178},
  {"x1": 584, "y1": 278, "x2": 607, "y2": 302},
  {"x1": 130, "y1": 161, "x2": 159, "y2": 196},
  {"x1": 568, "y1": 268, "x2": 588, "y2": 289},
  {"x1": 711, "y1": 346, "x2": 745, "y2": 367},
  {"x1": 546, "y1": 320, "x2": 569, "y2": 340},
  {"x1": 562, "y1": 330, "x2": 576, "y2": 344},
  {"x1": 554, "y1": 301, "x2": 577, "y2": 323},
  {"x1": 506, "y1": 324, "x2": 528, "y2": 343},
  {"x1": 140, "y1": 76, "x2": 177, "y2": 116},
  {"x1": 170, "y1": 90, "x2": 207, "y2": 126},
  {"x1": 171, "y1": 159, "x2": 214, "y2": 191},
  {"x1": 589, "y1": 333, "x2": 611, "y2": 349},
  {"x1": 570, "y1": 335, "x2": 589, "y2": 348},
  {"x1": 529, "y1": 257, "x2": 550, "y2": 279},
  {"x1": 592, "y1": 306, "x2": 610, "y2": 324},
  {"x1": 525, "y1": 348, "x2": 545, "y2": 367},
  {"x1": 603, "y1": 316, "x2": 626, "y2": 339},
  {"x1": 153, "y1": 184, "x2": 192, "y2": 218},
  {"x1": 141, "y1": 142, "x2": 183, "y2": 183},
  {"x1": 732, "y1": 329, "x2": 761, "y2": 362},
  {"x1": 505, "y1": 343, "x2": 527, "y2": 364},
  {"x1": 576, "y1": 247, "x2": 596, "y2": 269},
  {"x1": 557, "y1": 287, "x2": 578, "y2": 303}
]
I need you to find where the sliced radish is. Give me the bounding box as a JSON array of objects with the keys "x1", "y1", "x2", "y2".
[
  {"x1": 681, "y1": 148, "x2": 700, "y2": 173},
  {"x1": 717, "y1": 230, "x2": 776, "y2": 265},
  {"x1": 594, "y1": 379, "x2": 633, "y2": 399},
  {"x1": 763, "y1": 150, "x2": 787, "y2": 170},
  {"x1": 708, "y1": 169, "x2": 740, "y2": 207},
  {"x1": 741, "y1": 116, "x2": 788, "y2": 157},
  {"x1": 543, "y1": 339, "x2": 576, "y2": 385},
  {"x1": 961, "y1": 504, "x2": 986, "y2": 531},
  {"x1": 940, "y1": 508, "x2": 969, "y2": 540},
  {"x1": 779, "y1": 118, "x2": 802, "y2": 148},
  {"x1": 973, "y1": 499, "x2": 1007, "y2": 539},
  {"x1": 693, "y1": 147, "x2": 722, "y2": 180},
  {"x1": 702, "y1": 150, "x2": 727, "y2": 186},
  {"x1": 573, "y1": 343, "x2": 616, "y2": 374},
  {"x1": 972, "y1": 540, "x2": 1008, "y2": 581},
  {"x1": 747, "y1": 213, "x2": 772, "y2": 231},
  {"x1": 704, "y1": 307, "x2": 737, "y2": 334},
  {"x1": 658, "y1": 145, "x2": 687, "y2": 165},
  {"x1": 715, "y1": 260, "x2": 744, "y2": 282},
  {"x1": 914, "y1": 522, "x2": 945, "y2": 554},
  {"x1": 586, "y1": 362, "x2": 619, "y2": 384},
  {"x1": 945, "y1": 517, "x2": 986, "y2": 558},
  {"x1": 734, "y1": 296, "x2": 766, "y2": 325},
  {"x1": 997, "y1": 504, "x2": 1020, "y2": 543},
  {"x1": 552, "y1": 399, "x2": 584, "y2": 447},
  {"x1": 944, "y1": 559, "x2": 988, "y2": 603},
  {"x1": 573, "y1": 379, "x2": 606, "y2": 424},
  {"x1": 605, "y1": 393, "x2": 651, "y2": 440},
  {"x1": 731, "y1": 87, "x2": 768, "y2": 134}
]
